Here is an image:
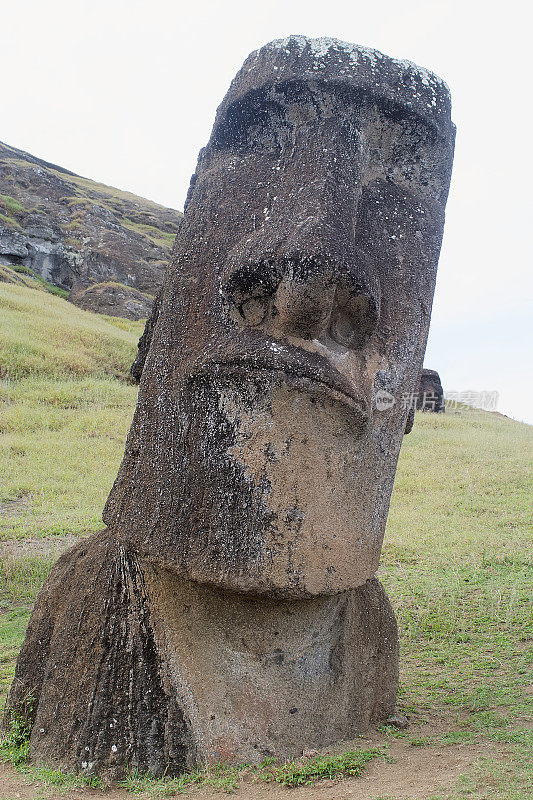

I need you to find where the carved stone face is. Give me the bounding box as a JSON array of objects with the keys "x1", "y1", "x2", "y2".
[{"x1": 104, "y1": 37, "x2": 454, "y2": 597}]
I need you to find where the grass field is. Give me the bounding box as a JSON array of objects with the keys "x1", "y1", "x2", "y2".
[
  {"x1": 0, "y1": 281, "x2": 531, "y2": 799},
  {"x1": 0, "y1": 282, "x2": 141, "y2": 539}
]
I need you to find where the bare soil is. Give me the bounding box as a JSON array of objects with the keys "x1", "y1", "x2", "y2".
[
  {"x1": 0, "y1": 721, "x2": 504, "y2": 800},
  {"x1": 1, "y1": 536, "x2": 82, "y2": 559}
]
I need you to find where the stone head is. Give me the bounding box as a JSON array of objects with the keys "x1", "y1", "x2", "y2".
[{"x1": 104, "y1": 36, "x2": 454, "y2": 597}]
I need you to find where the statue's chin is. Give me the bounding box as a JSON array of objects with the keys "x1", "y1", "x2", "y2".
[{"x1": 163, "y1": 378, "x2": 383, "y2": 597}]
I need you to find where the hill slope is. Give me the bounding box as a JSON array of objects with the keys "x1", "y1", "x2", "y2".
[
  {"x1": 0, "y1": 281, "x2": 141, "y2": 538},
  {"x1": 0, "y1": 278, "x2": 143, "y2": 381},
  {"x1": 0, "y1": 140, "x2": 182, "y2": 318}
]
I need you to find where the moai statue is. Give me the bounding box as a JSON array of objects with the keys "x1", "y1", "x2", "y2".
[
  {"x1": 4, "y1": 37, "x2": 454, "y2": 779},
  {"x1": 417, "y1": 368, "x2": 445, "y2": 412}
]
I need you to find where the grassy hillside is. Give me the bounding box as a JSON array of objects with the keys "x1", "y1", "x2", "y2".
[
  {"x1": 0, "y1": 280, "x2": 531, "y2": 798},
  {"x1": 1, "y1": 280, "x2": 143, "y2": 380},
  {"x1": 0, "y1": 282, "x2": 141, "y2": 538}
]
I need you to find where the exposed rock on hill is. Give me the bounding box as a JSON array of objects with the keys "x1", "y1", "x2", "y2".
[
  {"x1": 0, "y1": 141, "x2": 182, "y2": 318},
  {"x1": 70, "y1": 282, "x2": 153, "y2": 321},
  {"x1": 0, "y1": 262, "x2": 68, "y2": 297}
]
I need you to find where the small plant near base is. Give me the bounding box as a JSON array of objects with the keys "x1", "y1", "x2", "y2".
[
  {"x1": 0, "y1": 694, "x2": 33, "y2": 766},
  {"x1": 118, "y1": 762, "x2": 244, "y2": 795},
  {"x1": 408, "y1": 736, "x2": 434, "y2": 747},
  {"x1": 116, "y1": 747, "x2": 386, "y2": 794},
  {"x1": 0, "y1": 701, "x2": 103, "y2": 789},
  {"x1": 378, "y1": 723, "x2": 409, "y2": 739},
  {"x1": 27, "y1": 765, "x2": 103, "y2": 790},
  {"x1": 261, "y1": 746, "x2": 385, "y2": 787}
]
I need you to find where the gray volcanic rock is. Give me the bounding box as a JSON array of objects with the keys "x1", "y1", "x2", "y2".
[
  {"x1": 0, "y1": 141, "x2": 182, "y2": 318},
  {"x1": 5, "y1": 36, "x2": 454, "y2": 777},
  {"x1": 70, "y1": 282, "x2": 154, "y2": 321},
  {"x1": 417, "y1": 368, "x2": 445, "y2": 412}
]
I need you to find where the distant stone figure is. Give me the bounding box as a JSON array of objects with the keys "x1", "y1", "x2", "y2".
[
  {"x1": 4, "y1": 36, "x2": 454, "y2": 778},
  {"x1": 417, "y1": 368, "x2": 445, "y2": 412}
]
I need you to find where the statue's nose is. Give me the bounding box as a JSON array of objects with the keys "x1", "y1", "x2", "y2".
[
  {"x1": 225, "y1": 167, "x2": 379, "y2": 349},
  {"x1": 226, "y1": 252, "x2": 379, "y2": 349}
]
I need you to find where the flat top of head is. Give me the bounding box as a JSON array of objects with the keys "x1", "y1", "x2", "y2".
[{"x1": 215, "y1": 35, "x2": 453, "y2": 139}]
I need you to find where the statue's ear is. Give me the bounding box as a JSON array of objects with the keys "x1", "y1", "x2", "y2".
[
  {"x1": 404, "y1": 405, "x2": 415, "y2": 435},
  {"x1": 404, "y1": 364, "x2": 423, "y2": 434}
]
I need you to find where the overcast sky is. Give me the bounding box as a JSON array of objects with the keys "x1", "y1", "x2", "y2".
[{"x1": 3, "y1": 0, "x2": 531, "y2": 422}]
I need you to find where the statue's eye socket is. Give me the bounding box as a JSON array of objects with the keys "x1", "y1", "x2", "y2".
[
  {"x1": 328, "y1": 289, "x2": 379, "y2": 349},
  {"x1": 212, "y1": 99, "x2": 285, "y2": 152},
  {"x1": 225, "y1": 261, "x2": 282, "y2": 326}
]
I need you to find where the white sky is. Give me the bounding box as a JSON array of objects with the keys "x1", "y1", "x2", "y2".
[{"x1": 2, "y1": 0, "x2": 532, "y2": 422}]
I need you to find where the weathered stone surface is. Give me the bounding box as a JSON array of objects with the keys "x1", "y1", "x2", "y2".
[
  {"x1": 130, "y1": 287, "x2": 163, "y2": 381},
  {"x1": 115, "y1": 36, "x2": 455, "y2": 597},
  {"x1": 70, "y1": 281, "x2": 154, "y2": 321},
  {"x1": 5, "y1": 534, "x2": 193, "y2": 779},
  {"x1": 0, "y1": 141, "x2": 182, "y2": 318},
  {"x1": 6, "y1": 532, "x2": 397, "y2": 775},
  {"x1": 5, "y1": 36, "x2": 454, "y2": 777},
  {"x1": 417, "y1": 368, "x2": 445, "y2": 412}
]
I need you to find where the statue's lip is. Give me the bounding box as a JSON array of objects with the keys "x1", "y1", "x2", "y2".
[{"x1": 193, "y1": 352, "x2": 368, "y2": 424}]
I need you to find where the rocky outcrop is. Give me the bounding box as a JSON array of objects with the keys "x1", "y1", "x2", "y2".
[
  {"x1": 70, "y1": 282, "x2": 153, "y2": 321},
  {"x1": 417, "y1": 368, "x2": 445, "y2": 412},
  {"x1": 0, "y1": 141, "x2": 182, "y2": 318}
]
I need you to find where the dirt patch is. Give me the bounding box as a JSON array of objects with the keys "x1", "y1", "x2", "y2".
[
  {"x1": 1, "y1": 536, "x2": 82, "y2": 560},
  {"x1": 0, "y1": 734, "x2": 503, "y2": 800},
  {"x1": 0, "y1": 496, "x2": 31, "y2": 518}
]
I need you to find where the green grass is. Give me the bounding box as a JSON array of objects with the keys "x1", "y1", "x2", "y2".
[
  {"x1": 381, "y1": 408, "x2": 532, "y2": 721},
  {"x1": 0, "y1": 282, "x2": 143, "y2": 379},
  {"x1": 0, "y1": 608, "x2": 30, "y2": 714},
  {"x1": 0, "y1": 212, "x2": 21, "y2": 229},
  {"x1": 0, "y1": 556, "x2": 54, "y2": 606},
  {"x1": 4, "y1": 264, "x2": 69, "y2": 298},
  {"x1": 1, "y1": 706, "x2": 103, "y2": 785},
  {"x1": 121, "y1": 217, "x2": 176, "y2": 247},
  {"x1": 64, "y1": 217, "x2": 84, "y2": 231},
  {"x1": 115, "y1": 748, "x2": 385, "y2": 794},
  {"x1": 0, "y1": 375, "x2": 137, "y2": 539},
  {"x1": 1, "y1": 263, "x2": 69, "y2": 299},
  {"x1": 0, "y1": 195, "x2": 26, "y2": 232},
  {"x1": 0, "y1": 265, "x2": 41, "y2": 290},
  {"x1": 0, "y1": 279, "x2": 531, "y2": 797},
  {"x1": 119, "y1": 762, "x2": 246, "y2": 795},
  {"x1": 0, "y1": 194, "x2": 25, "y2": 216},
  {"x1": 9, "y1": 265, "x2": 34, "y2": 277},
  {"x1": 77, "y1": 279, "x2": 154, "y2": 301},
  {"x1": 0, "y1": 698, "x2": 32, "y2": 766},
  {"x1": 0, "y1": 282, "x2": 141, "y2": 539},
  {"x1": 374, "y1": 409, "x2": 532, "y2": 800},
  {"x1": 263, "y1": 747, "x2": 385, "y2": 786}
]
